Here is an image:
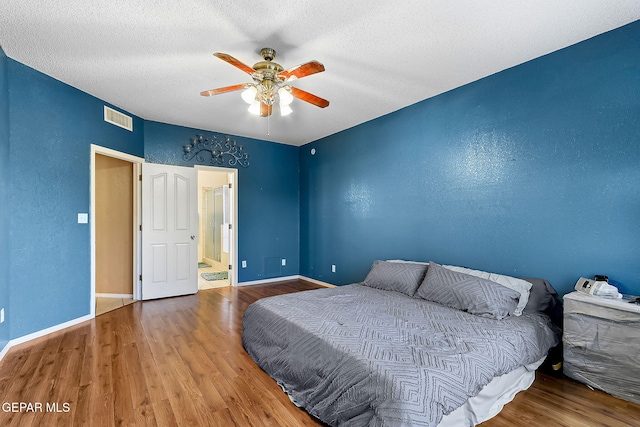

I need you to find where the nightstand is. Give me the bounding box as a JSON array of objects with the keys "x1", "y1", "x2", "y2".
[{"x1": 563, "y1": 291, "x2": 640, "y2": 405}]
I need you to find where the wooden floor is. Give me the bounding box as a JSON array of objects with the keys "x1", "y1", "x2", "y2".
[{"x1": 1, "y1": 280, "x2": 639, "y2": 426}]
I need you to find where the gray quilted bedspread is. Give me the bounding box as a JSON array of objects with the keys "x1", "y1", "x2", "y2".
[{"x1": 242, "y1": 284, "x2": 560, "y2": 426}]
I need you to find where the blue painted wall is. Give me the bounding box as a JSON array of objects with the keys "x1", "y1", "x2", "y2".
[
  {"x1": 0, "y1": 47, "x2": 10, "y2": 351},
  {"x1": 144, "y1": 121, "x2": 300, "y2": 282},
  {"x1": 301, "y1": 21, "x2": 640, "y2": 296},
  {"x1": 5, "y1": 60, "x2": 298, "y2": 339},
  {"x1": 8, "y1": 60, "x2": 144, "y2": 338},
  {"x1": 3, "y1": 19, "x2": 639, "y2": 343}
]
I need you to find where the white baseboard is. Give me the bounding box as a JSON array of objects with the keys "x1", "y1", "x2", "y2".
[
  {"x1": 237, "y1": 275, "x2": 301, "y2": 286},
  {"x1": 237, "y1": 275, "x2": 336, "y2": 288},
  {"x1": 0, "y1": 313, "x2": 93, "y2": 362},
  {"x1": 0, "y1": 341, "x2": 10, "y2": 362},
  {"x1": 0, "y1": 275, "x2": 336, "y2": 362},
  {"x1": 96, "y1": 293, "x2": 134, "y2": 299},
  {"x1": 299, "y1": 276, "x2": 336, "y2": 288}
]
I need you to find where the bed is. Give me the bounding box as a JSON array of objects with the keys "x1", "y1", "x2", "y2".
[{"x1": 242, "y1": 260, "x2": 561, "y2": 426}]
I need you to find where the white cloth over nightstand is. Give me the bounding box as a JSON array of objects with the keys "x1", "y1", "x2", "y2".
[{"x1": 563, "y1": 291, "x2": 640, "y2": 405}]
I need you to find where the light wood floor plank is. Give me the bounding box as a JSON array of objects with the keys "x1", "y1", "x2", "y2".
[
  {"x1": 0, "y1": 279, "x2": 639, "y2": 426},
  {"x1": 150, "y1": 399, "x2": 177, "y2": 427}
]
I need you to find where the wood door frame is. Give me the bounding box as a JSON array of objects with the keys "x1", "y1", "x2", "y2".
[
  {"x1": 90, "y1": 145, "x2": 145, "y2": 317},
  {"x1": 195, "y1": 165, "x2": 238, "y2": 287}
]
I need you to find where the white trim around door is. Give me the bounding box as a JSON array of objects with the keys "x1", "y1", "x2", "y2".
[
  {"x1": 195, "y1": 165, "x2": 239, "y2": 287},
  {"x1": 90, "y1": 144, "x2": 145, "y2": 318}
]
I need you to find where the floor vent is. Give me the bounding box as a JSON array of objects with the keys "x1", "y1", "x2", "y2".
[{"x1": 104, "y1": 106, "x2": 133, "y2": 131}]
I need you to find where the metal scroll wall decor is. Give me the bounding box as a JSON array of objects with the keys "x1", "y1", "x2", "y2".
[{"x1": 183, "y1": 134, "x2": 249, "y2": 167}]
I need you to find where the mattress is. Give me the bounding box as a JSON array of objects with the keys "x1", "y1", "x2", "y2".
[{"x1": 243, "y1": 284, "x2": 560, "y2": 426}]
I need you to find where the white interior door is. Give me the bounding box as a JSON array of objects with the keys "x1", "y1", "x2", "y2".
[{"x1": 142, "y1": 163, "x2": 198, "y2": 300}]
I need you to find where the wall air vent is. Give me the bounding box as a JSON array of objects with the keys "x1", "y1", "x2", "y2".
[{"x1": 104, "y1": 106, "x2": 133, "y2": 131}]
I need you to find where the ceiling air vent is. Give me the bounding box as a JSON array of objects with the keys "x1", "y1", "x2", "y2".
[{"x1": 104, "y1": 106, "x2": 133, "y2": 131}]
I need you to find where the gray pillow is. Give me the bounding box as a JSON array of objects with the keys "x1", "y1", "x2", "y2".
[
  {"x1": 522, "y1": 278, "x2": 558, "y2": 313},
  {"x1": 363, "y1": 260, "x2": 428, "y2": 296},
  {"x1": 415, "y1": 262, "x2": 520, "y2": 320}
]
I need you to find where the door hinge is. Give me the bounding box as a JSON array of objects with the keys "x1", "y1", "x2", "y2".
[
  {"x1": 139, "y1": 275, "x2": 142, "y2": 281},
  {"x1": 228, "y1": 265, "x2": 232, "y2": 270},
  {"x1": 139, "y1": 224, "x2": 142, "y2": 231},
  {"x1": 228, "y1": 224, "x2": 232, "y2": 230},
  {"x1": 139, "y1": 174, "x2": 142, "y2": 181},
  {"x1": 228, "y1": 183, "x2": 232, "y2": 189}
]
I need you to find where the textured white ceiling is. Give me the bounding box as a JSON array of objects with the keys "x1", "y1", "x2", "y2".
[{"x1": 0, "y1": 1, "x2": 638, "y2": 146}]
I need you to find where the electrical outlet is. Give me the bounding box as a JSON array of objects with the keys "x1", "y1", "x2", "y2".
[
  {"x1": 281, "y1": 258, "x2": 286, "y2": 266},
  {"x1": 331, "y1": 264, "x2": 336, "y2": 273},
  {"x1": 242, "y1": 260, "x2": 247, "y2": 268},
  {"x1": 0, "y1": 308, "x2": 4, "y2": 324}
]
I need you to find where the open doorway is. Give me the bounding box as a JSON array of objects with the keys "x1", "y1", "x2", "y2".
[
  {"x1": 95, "y1": 154, "x2": 135, "y2": 314},
  {"x1": 90, "y1": 151, "x2": 236, "y2": 310},
  {"x1": 90, "y1": 145, "x2": 143, "y2": 317},
  {"x1": 196, "y1": 166, "x2": 237, "y2": 290}
]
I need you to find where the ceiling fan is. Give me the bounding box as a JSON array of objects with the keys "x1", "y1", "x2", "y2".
[{"x1": 200, "y1": 48, "x2": 329, "y2": 117}]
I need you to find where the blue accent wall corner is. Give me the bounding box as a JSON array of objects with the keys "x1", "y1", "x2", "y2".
[
  {"x1": 8, "y1": 60, "x2": 144, "y2": 339},
  {"x1": 4, "y1": 19, "x2": 640, "y2": 346},
  {"x1": 144, "y1": 121, "x2": 300, "y2": 283},
  {"x1": 300, "y1": 21, "x2": 640, "y2": 295},
  {"x1": 0, "y1": 46, "x2": 11, "y2": 351}
]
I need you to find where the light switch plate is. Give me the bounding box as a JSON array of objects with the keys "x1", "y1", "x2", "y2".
[
  {"x1": 77, "y1": 213, "x2": 89, "y2": 224},
  {"x1": 281, "y1": 259, "x2": 286, "y2": 266}
]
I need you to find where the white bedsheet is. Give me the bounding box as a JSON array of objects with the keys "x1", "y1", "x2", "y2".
[{"x1": 438, "y1": 357, "x2": 545, "y2": 426}]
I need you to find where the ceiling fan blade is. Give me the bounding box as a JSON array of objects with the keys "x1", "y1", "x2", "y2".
[
  {"x1": 279, "y1": 61, "x2": 325, "y2": 81},
  {"x1": 200, "y1": 84, "x2": 247, "y2": 97},
  {"x1": 213, "y1": 52, "x2": 256, "y2": 75},
  {"x1": 290, "y1": 87, "x2": 330, "y2": 108},
  {"x1": 260, "y1": 102, "x2": 273, "y2": 117}
]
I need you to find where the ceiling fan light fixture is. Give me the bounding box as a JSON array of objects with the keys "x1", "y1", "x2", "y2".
[
  {"x1": 248, "y1": 101, "x2": 261, "y2": 115},
  {"x1": 280, "y1": 104, "x2": 293, "y2": 117},
  {"x1": 201, "y1": 48, "x2": 329, "y2": 119},
  {"x1": 278, "y1": 87, "x2": 293, "y2": 106},
  {"x1": 241, "y1": 86, "x2": 258, "y2": 104}
]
